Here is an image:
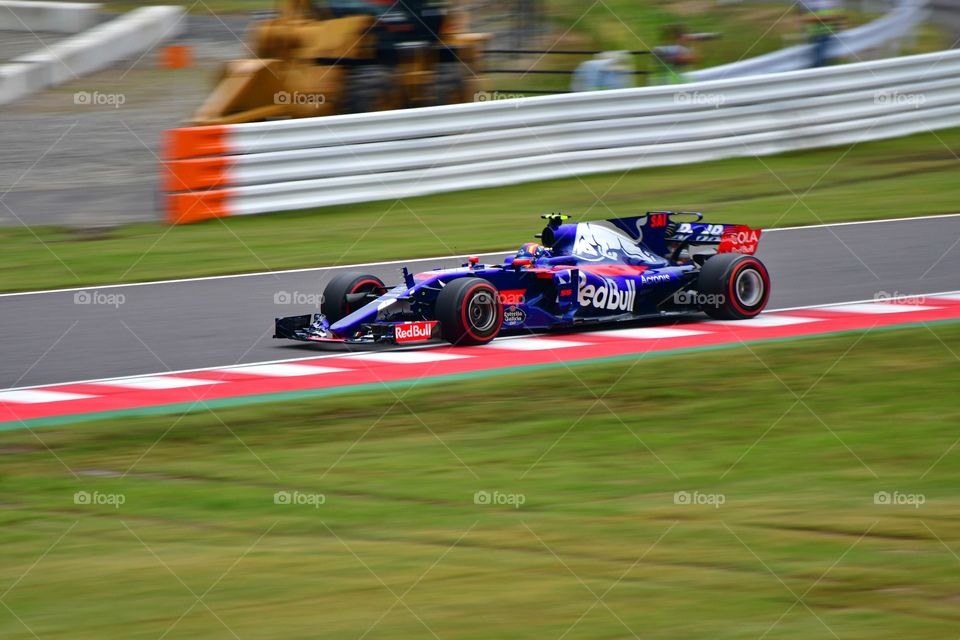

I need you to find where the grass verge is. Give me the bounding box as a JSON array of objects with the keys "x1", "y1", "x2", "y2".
[{"x1": 1, "y1": 323, "x2": 959, "y2": 638}]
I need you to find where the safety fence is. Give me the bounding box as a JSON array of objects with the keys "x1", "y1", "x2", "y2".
[{"x1": 162, "y1": 48, "x2": 960, "y2": 224}]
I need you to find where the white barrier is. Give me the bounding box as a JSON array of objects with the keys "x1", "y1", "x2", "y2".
[
  {"x1": 0, "y1": 0, "x2": 100, "y2": 33},
  {"x1": 0, "y1": 61, "x2": 46, "y2": 103},
  {"x1": 0, "y1": 6, "x2": 184, "y2": 105},
  {"x1": 13, "y1": 5, "x2": 185, "y2": 86},
  {"x1": 163, "y1": 49, "x2": 960, "y2": 223}
]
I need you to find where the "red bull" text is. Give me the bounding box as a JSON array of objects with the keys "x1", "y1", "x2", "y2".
[{"x1": 578, "y1": 277, "x2": 636, "y2": 311}]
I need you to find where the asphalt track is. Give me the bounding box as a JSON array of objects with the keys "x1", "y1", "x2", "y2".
[
  {"x1": 5, "y1": 299, "x2": 958, "y2": 427},
  {"x1": 1, "y1": 214, "x2": 958, "y2": 389}
]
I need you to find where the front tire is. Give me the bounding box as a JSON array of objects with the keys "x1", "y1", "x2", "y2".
[
  {"x1": 436, "y1": 278, "x2": 503, "y2": 345},
  {"x1": 697, "y1": 254, "x2": 770, "y2": 320},
  {"x1": 321, "y1": 272, "x2": 387, "y2": 323}
]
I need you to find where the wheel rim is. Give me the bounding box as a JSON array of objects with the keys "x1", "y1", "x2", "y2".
[
  {"x1": 467, "y1": 290, "x2": 497, "y2": 333},
  {"x1": 735, "y1": 268, "x2": 764, "y2": 307}
]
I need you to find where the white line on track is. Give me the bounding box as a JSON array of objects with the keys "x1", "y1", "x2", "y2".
[
  {"x1": 480, "y1": 338, "x2": 590, "y2": 350},
  {"x1": 220, "y1": 363, "x2": 348, "y2": 377},
  {"x1": 760, "y1": 212, "x2": 960, "y2": 232},
  {"x1": 91, "y1": 376, "x2": 223, "y2": 390},
  {"x1": 819, "y1": 302, "x2": 941, "y2": 314},
  {"x1": 3, "y1": 289, "x2": 958, "y2": 394},
  {"x1": 591, "y1": 327, "x2": 708, "y2": 339},
  {"x1": 348, "y1": 352, "x2": 470, "y2": 364},
  {"x1": 0, "y1": 389, "x2": 94, "y2": 403},
  {"x1": 706, "y1": 315, "x2": 821, "y2": 327},
  {"x1": 770, "y1": 290, "x2": 960, "y2": 312},
  {"x1": 1, "y1": 213, "x2": 958, "y2": 299}
]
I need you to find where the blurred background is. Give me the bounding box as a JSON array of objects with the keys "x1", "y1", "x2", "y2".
[
  {"x1": 0, "y1": 0, "x2": 954, "y2": 226},
  {"x1": 2, "y1": 3, "x2": 960, "y2": 638}
]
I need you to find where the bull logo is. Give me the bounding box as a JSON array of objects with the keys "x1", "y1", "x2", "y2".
[{"x1": 573, "y1": 223, "x2": 661, "y2": 264}]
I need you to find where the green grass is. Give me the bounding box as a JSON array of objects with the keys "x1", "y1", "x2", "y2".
[
  {"x1": 540, "y1": 0, "x2": 948, "y2": 65},
  {"x1": 1, "y1": 323, "x2": 959, "y2": 639},
  {"x1": 492, "y1": 0, "x2": 806, "y2": 93},
  {"x1": 534, "y1": 0, "x2": 849, "y2": 79},
  {"x1": 3, "y1": 126, "x2": 959, "y2": 293},
  {"x1": 472, "y1": 0, "x2": 939, "y2": 94}
]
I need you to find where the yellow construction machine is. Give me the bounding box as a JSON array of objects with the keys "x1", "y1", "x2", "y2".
[{"x1": 191, "y1": 0, "x2": 487, "y2": 125}]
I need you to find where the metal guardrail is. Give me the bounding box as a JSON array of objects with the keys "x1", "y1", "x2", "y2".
[{"x1": 162, "y1": 48, "x2": 960, "y2": 224}]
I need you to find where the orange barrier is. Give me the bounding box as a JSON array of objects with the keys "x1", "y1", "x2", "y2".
[
  {"x1": 162, "y1": 125, "x2": 231, "y2": 161},
  {"x1": 165, "y1": 189, "x2": 234, "y2": 224},
  {"x1": 162, "y1": 125, "x2": 236, "y2": 222},
  {"x1": 164, "y1": 156, "x2": 231, "y2": 192}
]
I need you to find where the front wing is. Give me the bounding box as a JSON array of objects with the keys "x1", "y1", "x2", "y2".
[{"x1": 275, "y1": 314, "x2": 442, "y2": 345}]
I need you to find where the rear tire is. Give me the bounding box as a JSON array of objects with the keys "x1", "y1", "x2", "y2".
[
  {"x1": 436, "y1": 278, "x2": 503, "y2": 345},
  {"x1": 697, "y1": 254, "x2": 770, "y2": 320},
  {"x1": 321, "y1": 272, "x2": 387, "y2": 323}
]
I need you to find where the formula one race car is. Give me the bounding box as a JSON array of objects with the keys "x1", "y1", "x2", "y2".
[{"x1": 274, "y1": 212, "x2": 770, "y2": 346}]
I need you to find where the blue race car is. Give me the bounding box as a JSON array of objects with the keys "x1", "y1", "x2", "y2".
[{"x1": 274, "y1": 212, "x2": 770, "y2": 346}]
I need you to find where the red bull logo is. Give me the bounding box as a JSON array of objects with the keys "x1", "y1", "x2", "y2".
[
  {"x1": 394, "y1": 321, "x2": 437, "y2": 343},
  {"x1": 577, "y1": 275, "x2": 636, "y2": 311}
]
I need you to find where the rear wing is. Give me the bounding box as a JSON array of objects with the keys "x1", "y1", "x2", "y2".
[
  {"x1": 637, "y1": 211, "x2": 762, "y2": 256},
  {"x1": 540, "y1": 212, "x2": 761, "y2": 257}
]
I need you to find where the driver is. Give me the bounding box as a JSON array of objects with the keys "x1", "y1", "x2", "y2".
[{"x1": 515, "y1": 242, "x2": 551, "y2": 263}]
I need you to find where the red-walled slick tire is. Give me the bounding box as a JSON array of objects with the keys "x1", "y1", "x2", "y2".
[
  {"x1": 436, "y1": 278, "x2": 503, "y2": 345},
  {"x1": 697, "y1": 253, "x2": 770, "y2": 320}
]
